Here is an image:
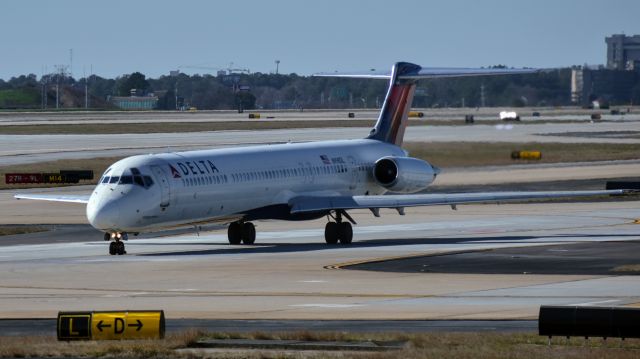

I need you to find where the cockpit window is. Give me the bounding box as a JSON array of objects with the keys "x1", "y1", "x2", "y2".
[
  {"x1": 134, "y1": 176, "x2": 144, "y2": 186},
  {"x1": 99, "y1": 168, "x2": 112, "y2": 184},
  {"x1": 127, "y1": 168, "x2": 153, "y2": 188},
  {"x1": 143, "y1": 176, "x2": 154, "y2": 187},
  {"x1": 106, "y1": 168, "x2": 154, "y2": 188}
]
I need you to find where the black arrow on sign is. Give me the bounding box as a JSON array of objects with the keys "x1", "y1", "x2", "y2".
[
  {"x1": 96, "y1": 320, "x2": 111, "y2": 332},
  {"x1": 128, "y1": 319, "x2": 144, "y2": 331}
]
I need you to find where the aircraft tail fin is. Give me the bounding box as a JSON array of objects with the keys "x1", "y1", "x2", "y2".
[
  {"x1": 315, "y1": 62, "x2": 539, "y2": 146},
  {"x1": 367, "y1": 62, "x2": 419, "y2": 145}
]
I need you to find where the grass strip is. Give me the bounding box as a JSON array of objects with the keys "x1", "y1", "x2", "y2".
[
  {"x1": 0, "y1": 225, "x2": 47, "y2": 236},
  {"x1": 0, "y1": 120, "x2": 377, "y2": 135},
  {"x1": 404, "y1": 141, "x2": 640, "y2": 167},
  {"x1": 1, "y1": 330, "x2": 640, "y2": 358},
  {"x1": 0, "y1": 118, "x2": 596, "y2": 135}
]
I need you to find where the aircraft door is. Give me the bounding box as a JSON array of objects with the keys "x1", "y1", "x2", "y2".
[
  {"x1": 347, "y1": 156, "x2": 358, "y2": 190},
  {"x1": 150, "y1": 165, "x2": 171, "y2": 208},
  {"x1": 306, "y1": 162, "x2": 315, "y2": 185},
  {"x1": 297, "y1": 162, "x2": 307, "y2": 184}
]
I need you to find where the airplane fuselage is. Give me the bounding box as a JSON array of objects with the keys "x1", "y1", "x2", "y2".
[{"x1": 86, "y1": 139, "x2": 416, "y2": 233}]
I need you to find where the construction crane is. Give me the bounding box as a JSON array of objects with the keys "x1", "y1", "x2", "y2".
[
  {"x1": 178, "y1": 62, "x2": 250, "y2": 75},
  {"x1": 226, "y1": 62, "x2": 251, "y2": 74}
]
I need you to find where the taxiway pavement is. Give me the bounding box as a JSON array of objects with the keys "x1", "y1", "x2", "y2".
[{"x1": 0, "y1": 201, "x2": 638, "y2": 320}]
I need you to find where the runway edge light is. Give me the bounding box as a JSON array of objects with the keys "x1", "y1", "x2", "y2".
[{"x1": 57, "y1": 310, "x2": 165, "y2": 341}]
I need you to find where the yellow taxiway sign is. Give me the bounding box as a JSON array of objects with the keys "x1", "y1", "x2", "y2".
[{"x1": 58, "y1": 311, "x2": 164, "y2": 340}]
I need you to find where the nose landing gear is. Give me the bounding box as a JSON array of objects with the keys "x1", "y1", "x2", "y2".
[{"x1": 105, "y1": 232, "x2": 127, "y2": 255}]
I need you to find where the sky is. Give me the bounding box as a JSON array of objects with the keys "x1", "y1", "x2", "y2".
[{"x1": 2, "y1": 0, "x2": 640, "y2": 80}]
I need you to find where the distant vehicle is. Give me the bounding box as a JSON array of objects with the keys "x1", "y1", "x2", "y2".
[
  {"x1": 499, "y1": 111, "x2": 520, "y2": 121},
  {"x1": 188, "y1": 107, "x2": 198, "y2": 112},
  {"x1": 15, "y1": 62, "x2": 627, "y2": 255}
]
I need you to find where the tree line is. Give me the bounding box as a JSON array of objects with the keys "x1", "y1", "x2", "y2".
[{"x1": 0, "y1": 67, "x2": 630, "y2": 110}]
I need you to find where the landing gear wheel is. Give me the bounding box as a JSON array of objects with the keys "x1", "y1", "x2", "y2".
[
  {"x1": 324, "y1": 222, "x2": 339, "y2": 244},
  {"x1": 242, "y1": 222, "x2": 256, "y2": 244},
  {"x1": 228, "y1": 222, "x2": 242, "y2": 244},
  {"x1": 338, "y1": 222, "x2": 353, "y2": 245},
  {"x1": 104, "y1": 233, "x2": 111, "y2": 241},
  {"x1": 116, "y1": 241, "x2": 126, "y2": 255},
  {"x1": 109, "y1": 241, "x2": 117, "y2": 255}
]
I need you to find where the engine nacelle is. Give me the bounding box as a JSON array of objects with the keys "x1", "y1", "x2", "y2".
[{"x1": 373, "y1": 156, "x2": 437, "y2": 193}]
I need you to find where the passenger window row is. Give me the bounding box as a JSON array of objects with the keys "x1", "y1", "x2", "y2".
[
  {"x1": 182, "y1": 174, "x2": 228, "y2": 187},
  {"x1": 231, "y1": 164, "x2": 349, "y2": 183},
  {"x1": 181, "y1": 163, "x2": 360, "y2": 187}
]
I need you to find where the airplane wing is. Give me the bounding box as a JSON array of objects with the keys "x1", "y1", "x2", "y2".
[
  {"x1": 314, "y1": 65, "x2": 539, "y2": 80},
  {"x1": 14, "y1": 193, "x2": 90, "y2": 204},
  {"x1": 289, "y1": 190, "x2": 629, "y2": 214}
]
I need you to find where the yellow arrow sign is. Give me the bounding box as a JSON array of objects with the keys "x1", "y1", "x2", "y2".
[{"x1": 58, "y1": 311, "x2": 164, "y2": 340}]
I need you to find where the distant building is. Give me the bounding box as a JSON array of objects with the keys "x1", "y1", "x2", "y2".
[
  {"x1": 571, "y1": 67, "x2": 638, "y2": 106},
  {"x1": 570, "y1": 34, "x2": 640, "y2": 106},
  {"x1": 606, "y1": 34, "x2": 640, "y2": 70},
  {"x1": 109, "y1": 95, "x2": 158, "y2": 110}
]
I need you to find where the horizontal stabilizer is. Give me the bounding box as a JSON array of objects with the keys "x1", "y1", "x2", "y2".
[{"x1": 314, "y1": 65, "x2": 539, "y2": 80}]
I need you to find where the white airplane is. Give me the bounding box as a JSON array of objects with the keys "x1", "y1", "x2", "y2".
[{"x1": 15, "y1": 62, "x2": 627, "y2": 255}]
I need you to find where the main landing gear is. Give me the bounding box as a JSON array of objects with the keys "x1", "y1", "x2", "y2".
[
  {"x1": 226, "y1": 211, "x2": 355, "y2": 246},
  {"x1": 324, "y1": 210, "x2": 353, "y2": 245},
  {"x1": 105, "y1": 232, "x2": 127, "y2": 255},
  {"x1": 228, "y1": 221, "x2": 256, "y2": 245}
]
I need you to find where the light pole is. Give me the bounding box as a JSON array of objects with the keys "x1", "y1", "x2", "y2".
[
  {"x1": 56, "y1": 79, "x2": 59, "y2": 109},
  {"x1": 275, "y1": 60, "x2": 280, "y2": 75}
]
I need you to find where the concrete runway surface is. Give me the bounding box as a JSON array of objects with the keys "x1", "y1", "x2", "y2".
[
  {"x1": 1, "y1": 121, "x2": 639, "y2": 166},
  {"x1": 0, "y1": 201, "x2": 638, "y2": 320}
]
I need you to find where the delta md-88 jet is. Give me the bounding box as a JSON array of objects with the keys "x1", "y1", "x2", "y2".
[{"x1": 15, "y1": 62, "x2": 627, "y2": 255}]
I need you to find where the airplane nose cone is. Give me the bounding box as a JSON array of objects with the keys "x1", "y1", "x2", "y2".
[{"x1": 87, "y1": 200, "x2": 121, "y2": 230}]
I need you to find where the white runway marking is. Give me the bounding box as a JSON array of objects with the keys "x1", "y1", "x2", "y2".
[
  {"x1": 291, "y1": 304, "x2": 364, "y2": 308},
  {"x1": 298, "y1": 280, "x2": 328, "y2": 283},
  {"x1": 570, "y1": 299, "x2": 621, "y2": 306},
  {"x1": 102, "y1": 292, "x2": 150, "y2": 298}
]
